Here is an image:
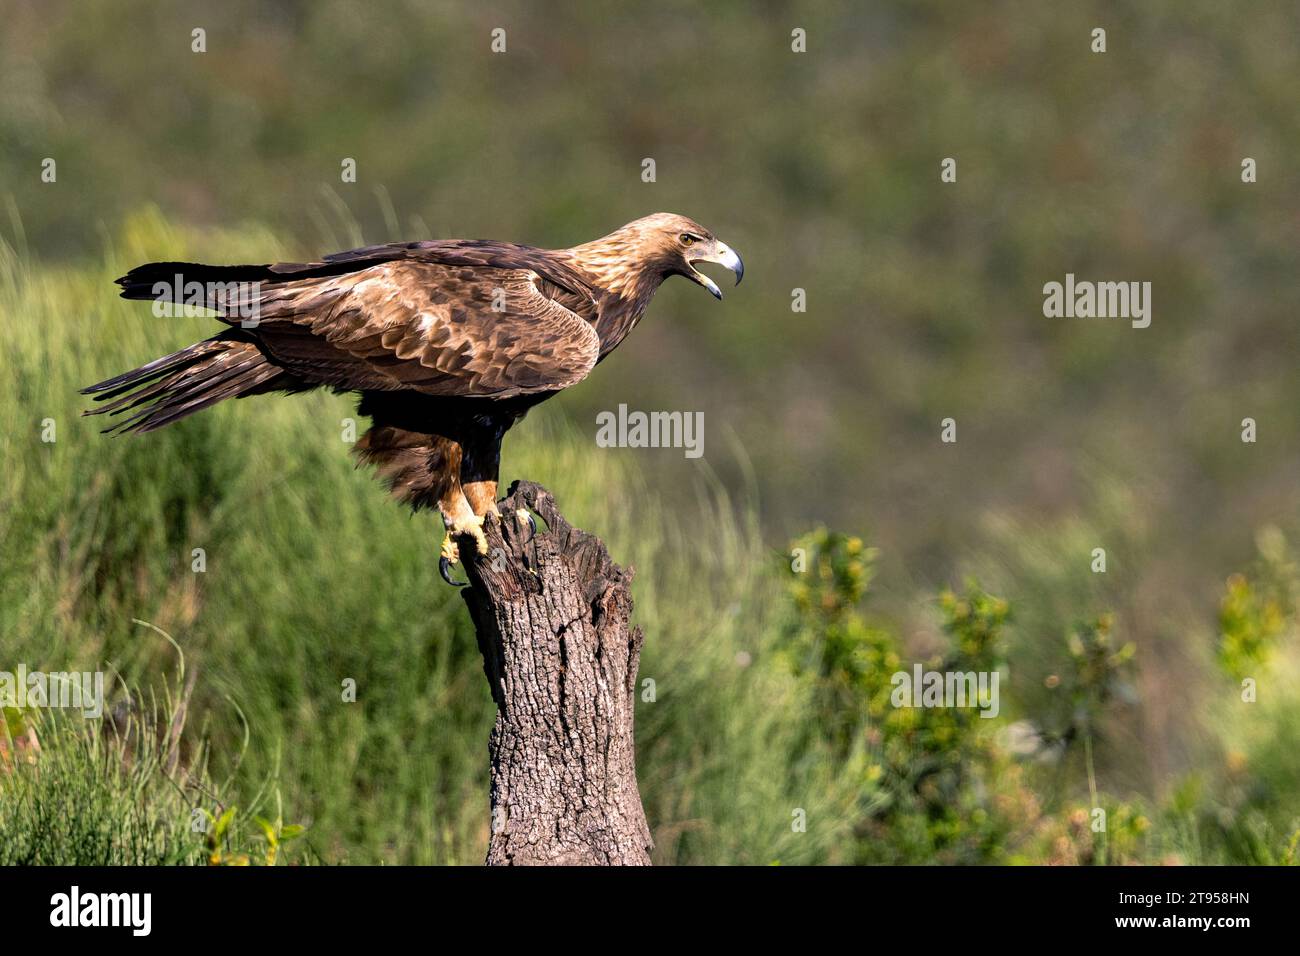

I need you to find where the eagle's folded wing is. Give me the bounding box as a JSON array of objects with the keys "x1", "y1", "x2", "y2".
[{"x1": 226, "y1": 256, "x2": 601, "y2": 399}]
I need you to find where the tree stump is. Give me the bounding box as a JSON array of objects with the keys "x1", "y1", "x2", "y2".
[{"x1": 460, "y1": 480, "x2": 653, "y2": 866}]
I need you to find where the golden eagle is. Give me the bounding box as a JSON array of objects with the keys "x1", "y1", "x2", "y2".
[{"x1": 82, "y1": 213, "x2": 743, "y2": 583}]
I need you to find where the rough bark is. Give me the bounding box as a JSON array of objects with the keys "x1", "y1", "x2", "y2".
[{"x1": 460, "y1": 480, "x2": 652, "y2": 866}]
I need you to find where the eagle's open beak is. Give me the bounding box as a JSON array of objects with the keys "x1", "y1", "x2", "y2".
[{"x1": 687, "y1": 241, "x2": 744, "y2": 300}]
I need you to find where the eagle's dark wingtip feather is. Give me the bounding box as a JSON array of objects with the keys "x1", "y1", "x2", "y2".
[
  {"x1": 80, "y1": 354, "x2": 189, "y2": 395},
  {"x1": 78, "y1": 333, "x2": 282, "y2": 436}
]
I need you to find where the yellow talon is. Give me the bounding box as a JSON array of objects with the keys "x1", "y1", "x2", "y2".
[
  {"x1": 469, "y1": 520, "x2": 489, "y2": 555},
  {"x1": 441, "y1": 513, "x2": 490, "y2": 565},
  {"x1": 450, "y1": 513, "x2": 489, "y2": 556}
]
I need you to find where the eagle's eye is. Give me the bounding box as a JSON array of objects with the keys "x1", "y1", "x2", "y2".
[{"x1": 680, "y1": 233, "x2": 696, "y2": 246}]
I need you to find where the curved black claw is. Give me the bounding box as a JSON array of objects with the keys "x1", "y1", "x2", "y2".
[
  {"x1": 520, "y1": 509, "x2": 537, "y2": 541},
  {"x1": 439, "y1": 555, "x2": 468, "y2": 588}
]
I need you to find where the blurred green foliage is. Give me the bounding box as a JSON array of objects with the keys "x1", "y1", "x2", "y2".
[
  {"x1": 1217, "y1": 527, "x2": 1295, "y2": 682},
  {"x1": 777, "y1": 526, "x2": 1298, "y2": 864}
]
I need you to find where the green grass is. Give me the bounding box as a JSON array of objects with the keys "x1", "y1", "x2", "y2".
[{"x1": 0, "y1": 625, "x2": 296, "y2": 866}]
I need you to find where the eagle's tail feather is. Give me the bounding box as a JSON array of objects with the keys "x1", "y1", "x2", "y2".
[{"x1": 82, "y1": 333, "x2": 285, "y2": 434}]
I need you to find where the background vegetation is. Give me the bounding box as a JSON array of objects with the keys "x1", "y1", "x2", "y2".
[{"x1": 1, "y1": 0, "x2": 1298, "y2": 863}]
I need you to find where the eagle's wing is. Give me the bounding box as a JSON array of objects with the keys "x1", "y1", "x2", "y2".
[
  {"x1": 241, "y1": 259, "x2": 601, "y2": 398},
  {"x1": 119, "y1": 241, "x2": 604, "y2": 400}
]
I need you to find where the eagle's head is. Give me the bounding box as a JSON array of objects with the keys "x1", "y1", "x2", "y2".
[
  {"x1": 570, "y1": 212, "x2": 744, "y2": 302},
  {"x1": 635, "y1": 212, "x2": 744, "y2": 300}
]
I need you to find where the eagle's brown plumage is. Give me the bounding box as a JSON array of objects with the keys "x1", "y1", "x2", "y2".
[{"x1": 82, "y1": 213, "x2": 743, "y2": 567}]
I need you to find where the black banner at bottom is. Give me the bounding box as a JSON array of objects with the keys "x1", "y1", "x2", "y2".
[{"x1": 5, "y1": 864, "x2": 1284, "y2": 942}]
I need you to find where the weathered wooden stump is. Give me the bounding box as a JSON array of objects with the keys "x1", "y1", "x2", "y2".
[{"x1": 460, "y1": 481, "x2": 652, "y2": 866}]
